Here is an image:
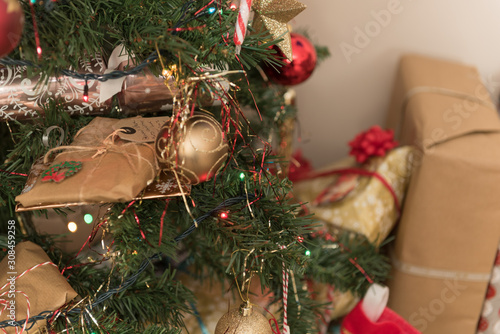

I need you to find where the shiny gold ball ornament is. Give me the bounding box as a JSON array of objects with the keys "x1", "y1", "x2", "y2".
[
  {"x1": 155, "y1": 113, "x2": 229, "y2": 185},
  {"x1": 214, "y1": 302, "x2": 273, "y2": 334}
]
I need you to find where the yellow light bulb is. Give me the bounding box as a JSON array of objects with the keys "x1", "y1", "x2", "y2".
[{"x1": 67, "y1": 222, "x2": 78, "y2": 233}]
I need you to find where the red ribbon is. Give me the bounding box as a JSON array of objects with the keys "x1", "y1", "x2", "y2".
[
  {"x1": 132, "y1": 209, "x2": 153, "y2": 247},
  {"x1": 167, "y1": 24, "x2": 206, "y2": 32},
  {"x1": 0, "y1": 169, "x2": 28, "y2": 177},
  {"x1": 299, "y1": 167, "x2": 401, "y2": 214},
  {"x1": 264, "y1": 306, "x2": 281, "y2": 334},
  {"x1": 349, "y1": 257, "x2": 374, "y2": 284},
  {"x1": 158, "y1": 199, "x2": 171, "y2": 247}
]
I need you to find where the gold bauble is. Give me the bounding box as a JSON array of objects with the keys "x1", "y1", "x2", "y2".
[
  {"x1": 155, "y1": 113, "x2": 229, "y2": 185},
  {"x1": 214, "y1": 303, "x2": 273, "y2": 334}
]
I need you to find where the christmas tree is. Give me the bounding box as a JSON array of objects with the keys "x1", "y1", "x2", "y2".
[{"x1": 0, "y1": 1, "x2": 390, "y2": 333}]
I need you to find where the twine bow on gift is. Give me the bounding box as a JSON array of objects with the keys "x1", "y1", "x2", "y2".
[
  {"x1": 0, "y1": 262, "x2": 58, "y2": 334},
  {"x1": 43, "y1": 128, "x2": 158, "y2": 185}
]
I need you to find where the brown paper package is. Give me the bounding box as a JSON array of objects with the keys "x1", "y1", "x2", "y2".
[
  {"x1": 15, "y1": 117, "x2": 157, "y2": 208},
  {"x1": 385, "y1": 54, "x2": 500, "y2": 334},
  {"x1": 0, "y1": 241, "x2": 78, "y2": 333}
]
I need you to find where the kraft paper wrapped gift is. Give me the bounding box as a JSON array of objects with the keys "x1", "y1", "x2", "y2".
[
  {"x1": 15, "y1": 117, "x2": 158, "y2": 208},
  {"x1": 385, "y1": 54, "x2": 500, "y2": 334},
  {"x1": 0, "y1": 241, "x2": 78, "y2": 333}
]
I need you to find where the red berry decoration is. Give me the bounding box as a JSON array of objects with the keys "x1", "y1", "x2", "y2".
[
  {"x1": 264, "y1": 33, "x2": 317, "y2": 86},
  {"x1": 349, "y1": 125, "x2": 398, "y2": 164},
  {"x1": 0, "y1": 0, "x2": 25, "y2": 59}
]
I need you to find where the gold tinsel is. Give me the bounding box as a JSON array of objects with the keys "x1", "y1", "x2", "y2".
[{"x1": 252, "y1": 0, "x2": 307, "y2": 61}]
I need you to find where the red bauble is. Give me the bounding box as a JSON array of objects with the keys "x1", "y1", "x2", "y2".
[
  {"x1": 264, "y1": 33, "x2": 317, "y2": 86},
  {"x1": 0, "y1": 0, "x2": 24, "y2": 59}
]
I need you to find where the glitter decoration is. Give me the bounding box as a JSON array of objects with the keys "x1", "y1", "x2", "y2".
[
  {"x1": 155, "y1": 113, "x2": 229, "y2": 185},
  {"x1": 252, "y1": 0, "x2": 306, "y2": 61},
  {"x1": 214, "y1": 302, "x2": 273, "y2": 334}
]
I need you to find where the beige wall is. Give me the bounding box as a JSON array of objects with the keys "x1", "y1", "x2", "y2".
[{"x1": 293, "y1": 0, "x2": 500, "y2": 167}]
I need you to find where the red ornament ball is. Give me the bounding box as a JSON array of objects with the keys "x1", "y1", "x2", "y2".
[
  {"x1": 0, "y1": 0, "x2": 24, "y2": 59},
  {"x1": 264, "y1": 33, "x2": 317, "y2": 86}
]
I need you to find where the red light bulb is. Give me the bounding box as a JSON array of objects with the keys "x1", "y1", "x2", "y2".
[{"x1": 83, "y1": 81, "x2": 89, "y2": 102}]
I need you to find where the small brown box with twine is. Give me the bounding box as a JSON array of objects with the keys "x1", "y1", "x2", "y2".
[
  {"x1": 0, "y1": 241, "x2": 78, "y2": 333},
  {"x1": 15, "y1": 117, "x2": 189, "y2": 211}
]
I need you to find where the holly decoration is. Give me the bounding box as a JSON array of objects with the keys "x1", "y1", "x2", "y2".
[
  {"x1": 41, "y1": 161, "x2": 83, "y2": 183},
  {"x1": 0, "y1": 0, "x2": 25, "y2": 59}
]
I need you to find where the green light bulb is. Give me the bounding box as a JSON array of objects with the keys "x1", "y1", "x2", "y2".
[
  {"x1": 305, "y1": 250, "x2": 311, "y2": 257},
  {"x1": 84, "y1": 213, "x2": 93, "y2": 224}
]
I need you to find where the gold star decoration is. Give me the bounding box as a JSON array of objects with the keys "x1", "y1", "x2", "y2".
[{"x1": 252, "y1": 0, "x2": 307, "y2": 61}]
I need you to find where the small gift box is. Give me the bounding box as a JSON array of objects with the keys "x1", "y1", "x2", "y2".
[
  {"x1": 15, "y1": 116, "x2": 189, "y2": 210},
  {"x1": 0, "y1": 241, "x2": 78, "y2": 333},
  {"x1": 293, "y1": 128, "x2": 413, "y2": 245}
]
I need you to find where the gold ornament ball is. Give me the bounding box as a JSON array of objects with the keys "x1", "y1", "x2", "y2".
[
  {"x1": 214, "y1": 303, "x2": 273, "y2": 334},
  {"x1": 155, "y1": 113, "x2": 229, "y2": 185}
]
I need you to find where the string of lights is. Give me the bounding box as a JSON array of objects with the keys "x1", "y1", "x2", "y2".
[
  {"x1": 0, "y1": 0, "x2": 217, "y2": 84},
  {"x1": 0, "y1": 193, "x2": 257, "y2": 331}
]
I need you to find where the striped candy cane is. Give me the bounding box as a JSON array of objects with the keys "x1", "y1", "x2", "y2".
[
  {"x1": 279, "y1": 245, "x2": 290, "y2": 334},
  {"x1": 234, "y1": 0, "x2": 252, "y2": 54},
  {"x1": 282, "y1": 262, "x2": 290, "y2": 334}
]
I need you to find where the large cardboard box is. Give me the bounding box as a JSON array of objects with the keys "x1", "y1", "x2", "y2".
[{"x1": 385, "y1": 54, "x2": 500, "y2": 333}]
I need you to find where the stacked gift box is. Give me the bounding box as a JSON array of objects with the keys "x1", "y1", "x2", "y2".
[
  {"x1": 293, "y1": 54, "x2": 500, "y2": 334},
  {"x1": 385, "y1": 54, "x2": 500, "y2": 334}
]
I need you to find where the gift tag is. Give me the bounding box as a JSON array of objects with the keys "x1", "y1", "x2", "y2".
[{"x1": 113, "y1": 116, "x2": 170, "y2": 143}]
